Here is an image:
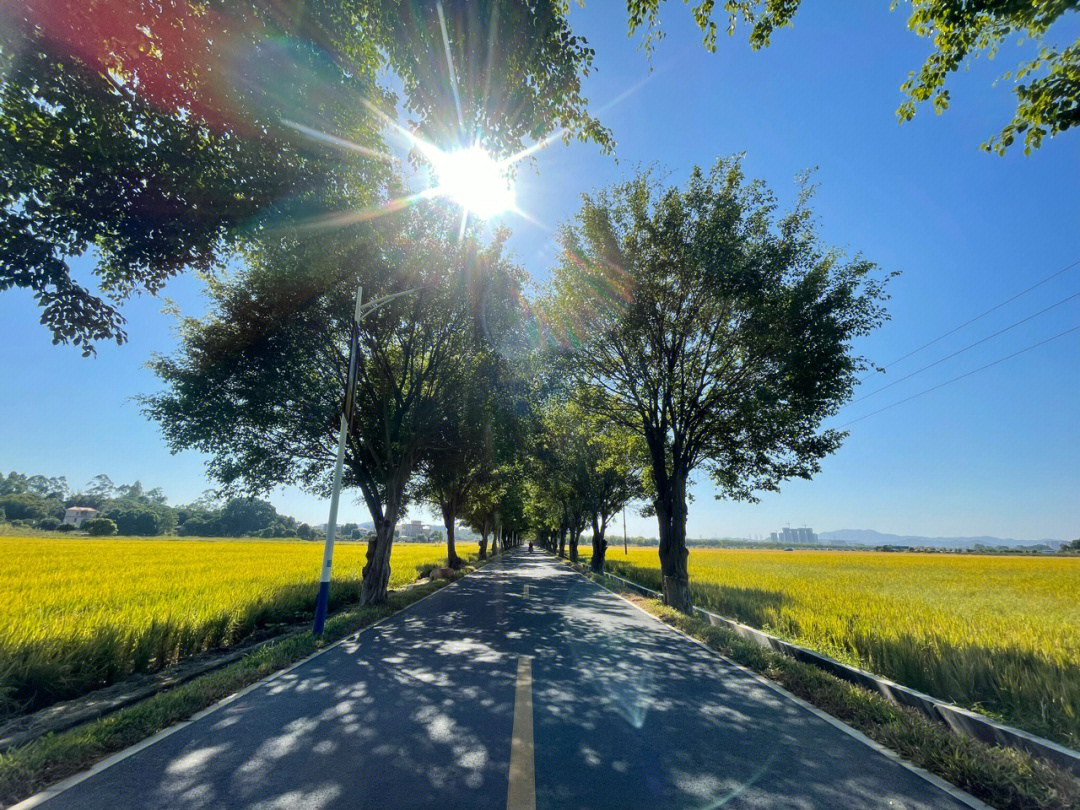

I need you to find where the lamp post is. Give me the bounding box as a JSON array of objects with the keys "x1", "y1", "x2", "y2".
[{"x1": 312, "y1": 284, "x2": 417, "y2": 635}]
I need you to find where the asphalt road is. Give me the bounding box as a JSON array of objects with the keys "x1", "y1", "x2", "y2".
[{"x1": 20, "y1": 551, "x2": 981, "y2": 810}]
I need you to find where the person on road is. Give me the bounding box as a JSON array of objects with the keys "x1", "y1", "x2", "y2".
[{"x1": 528, "y1": 541, "x2": 533, "y2": 553}]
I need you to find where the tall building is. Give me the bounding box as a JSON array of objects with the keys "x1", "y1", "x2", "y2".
[{"x1": 775, "y1": 527, "x2": 817, "y2": 544}]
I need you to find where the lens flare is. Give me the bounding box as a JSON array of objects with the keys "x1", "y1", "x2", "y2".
[{"x1": 427, "y1": 145, "x2": 516, "y2": 220}]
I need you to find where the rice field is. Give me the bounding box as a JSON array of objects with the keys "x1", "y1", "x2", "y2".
[
  {"x1": 602, "y1": 547, "x2": 1080, "y2": 749},
  {"x1": 0, "y1": 536, "x2": 463, "y2": 719}
]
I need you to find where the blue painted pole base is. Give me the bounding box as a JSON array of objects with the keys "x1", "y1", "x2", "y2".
[{"x1": 312, "y1": 580, "x2": 331, "y2": 635}]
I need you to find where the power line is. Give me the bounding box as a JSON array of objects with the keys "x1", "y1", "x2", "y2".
[
  {"x1": 839, "y1": 323, "x2": 1080, "y2": 429},
  {"x1": 863, "y1": 256, "x2": 1080, "y2": 380},
  {"x1": 852, "y1": 289, "x2": 1080, "y2": 404}
]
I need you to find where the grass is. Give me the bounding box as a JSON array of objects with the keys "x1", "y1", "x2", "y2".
[
  {"x1": 575, "y1": 568, "x2": 1080, "y2": 810},
  {"x1": 0, "y1": 574, "x2": 468, "y2": 806},
  {"x1": 0, "y1": 536, "x2": 469, "y2": 720},
  {"x1": 594, "y1": 547, "x2": 1080, "y2": 749}
]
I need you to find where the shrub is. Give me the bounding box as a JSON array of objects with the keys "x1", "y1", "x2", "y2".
[
  {"x1": 83, "y1": 518, "x2": 117, "y2": 536},
  {"x1": 36, "y1": 518, "x2": 61, "y2": 531},
  {"x1": 55, "y1": 523, "x2": 77, "y2": 533}
]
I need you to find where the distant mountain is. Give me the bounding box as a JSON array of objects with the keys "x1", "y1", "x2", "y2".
[{"x1": 819, "y1": 529, "x2": 1065, "y2": 549}]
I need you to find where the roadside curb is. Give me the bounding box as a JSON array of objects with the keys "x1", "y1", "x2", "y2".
[{"x1": 570, "y1": 559, "x2": 1080, "y2": 779}]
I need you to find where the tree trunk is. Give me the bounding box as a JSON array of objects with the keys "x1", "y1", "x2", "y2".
[
  {"x1": 569, "y1": 522, "x2": 580, "y2": 563},
  {"x1": 360, "y1": 515, "x2": 395, "y2": 605},
  {"x1": 445, "y1": 521, "x2": 461, "y2": 568},
  {"x1": 558, "y1": 525, "x2": 567, "y2": 558},
  {"x1": 479, "y1": 529, "x2": 488, "y2": 560},
  {"x1": 655, "y1": 470, "x2": 691, "y2": 611},
  {"x1": 590, "y1": 513, "x2": 607, "y2": 573},
  {"x1": 442, "y1": 504, "x2": 461, "y2": 569}
]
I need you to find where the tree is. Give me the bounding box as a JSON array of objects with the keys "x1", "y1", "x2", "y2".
[
  {"x1": 0, "y1": 472, "x2": 28, "y2": 495},
  {"x1": 626, "y1": 0, "x2": 1080, "y2": 154},
  {"x1": 146, "y1": 206, "x2": 522, "y2": 604},
  {"x1": 106, "y1": 504, "x2": 173, "y2": 536},
  {"x1": 418, "y1": 355, "x2": 496, "y2": 569},
  {"x1": 0, "y1": 0, "x2": 613, "y2": 352},
  {"x1": 219, "y1": 498, "x2": 279, "y2": 537},
  {"x1": 418, "y1": 346, "x2": 526, "y2": 568},
  {"x1": 531, "y1": 397, "x2": 593, "y2": 562},
  {"x1": 0, "y1": 493, "x2": 52, "y2": 521},
  {"x1": 548, "y1": 160, "x2": 889, "y2": 609},
  {"x1": 86, "y1": 474, "x2": 116, "y2": 500},
  {"x1": 84, "y1": 517, "x2": 118, "y2": 536},
  {"x1": 575, "y1": 395, "x2": 646, "y2": 573}
]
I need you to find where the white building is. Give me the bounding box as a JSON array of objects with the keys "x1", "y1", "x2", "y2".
[
  {"x1": 400, "y1": 520, "x2": 426, "y2": 538},
  {"x1": 63, "y1": 507, "x2": 99, "y2": 528},
  {"x1": 774, "y1": 527, "x2": 817, "y2": 544}
]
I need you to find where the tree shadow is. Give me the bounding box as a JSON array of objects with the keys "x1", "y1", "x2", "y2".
[
  {"x1": 41, "y1": 551, "x2": 974, "y2": 810},
  {"x1": 585, "y1": 555, "x2": 1080, "y2": 750}
]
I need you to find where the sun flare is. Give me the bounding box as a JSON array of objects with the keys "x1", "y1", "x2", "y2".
[{"x1": 428, "y1": 145, "x2": 516, "y2": 220}]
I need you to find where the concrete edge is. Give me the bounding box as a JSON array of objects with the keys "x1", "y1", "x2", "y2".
[
  {"x1": 6, "y1": 555, "x2": 508, "y2": 810},
  {"x1": 559, "y1": 558, "x2": 994, "y2": 810},
  {"x1": 594, "y1": 568, "x2": 1080, "y2": 778}
]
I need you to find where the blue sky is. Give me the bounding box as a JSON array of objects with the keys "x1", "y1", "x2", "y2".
[{"x1": 2, "y1": 3, "x2": 1078, "y2": 540}]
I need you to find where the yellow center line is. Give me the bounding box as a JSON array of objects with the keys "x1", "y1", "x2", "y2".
[
  {"x1": 523, "y1": 584, "x2": 530, "y2": 598},
  {"x1": 507, "y1": 655, "x2": 535, "y2": 810}
]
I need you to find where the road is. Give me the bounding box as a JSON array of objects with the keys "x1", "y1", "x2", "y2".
[{"x1": 19, "y1": 551, "x2": 982, "y2": 810}]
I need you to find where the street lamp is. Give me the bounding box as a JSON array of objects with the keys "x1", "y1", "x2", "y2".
[{"x1": 312, "y1": 284, "x2": 417, "y2": 635}]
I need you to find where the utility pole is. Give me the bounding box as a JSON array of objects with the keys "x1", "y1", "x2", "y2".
[
  {"x1": 623, "y1": 503, "x2": 628, "y2": 554},
  {"x1": 312, "y1": 285, "x2": 363, "y2": 635},
  {"x1": 313, "y1": 285, "x2": 418, "y2": 635}
]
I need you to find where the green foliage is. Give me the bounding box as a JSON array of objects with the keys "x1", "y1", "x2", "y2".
[
  {"x1": 0, "y1": 0, "x2": 613, "y2": 352},
  {"x1": 219, "y1": 498, "x2": 279, "y2": 537},
  {"x1": 145, "y1": 204, "x2": 526, "y2": 601},
  {"x1": 548, "y1": 160, "x2": 888, "y2": 604},
  {"x1": 82, "y1": 518, "x2": 117, "y2": 536},
  {"x1": 0, "y1": 493, "x2": 52, "y2": 522},
  {"x1": 35, "y1": 518, "x2": 61, "y2": 531},
  {"x1": 105, "y1": 504, "x2": 175, "y2": 537},
  {"x1": 625, "y1": 0, "x2": 1080, "y2": 154}
]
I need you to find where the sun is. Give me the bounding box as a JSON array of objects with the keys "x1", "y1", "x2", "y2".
[{"x1": 428, "y1": 145, "x2": 516, "y2": 220}]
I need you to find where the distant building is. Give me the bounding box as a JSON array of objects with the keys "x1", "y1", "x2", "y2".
[
  {"x1": 400, "y1": 520, "x2": 426, "y2": 538},
  {"x1": 774, "y1": 527, "x2": 817, "y2": 544},
  {"x1": 63, "y1": 507, "x2": 99, "y2": 528}
]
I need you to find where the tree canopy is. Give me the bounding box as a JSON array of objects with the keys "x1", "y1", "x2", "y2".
[
  {"x1": 545, "y1": 159, "x2": 890, "y2": 607},
  {"x1": 146, "y1": 203, "x2": 528, "y2": 602},
  {"x1": 0, "y1": 0, "x2": 609, "y2": 352},
  {"x1": 626, "y1": 0, "x2": 1080, "y2": 155}
]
